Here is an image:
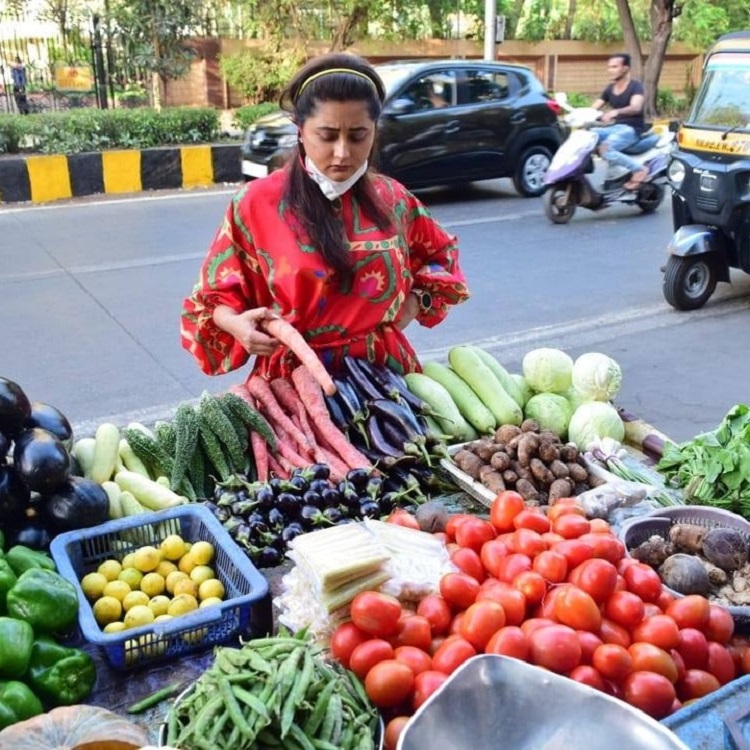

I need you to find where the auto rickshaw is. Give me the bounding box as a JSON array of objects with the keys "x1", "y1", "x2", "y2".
[{"x1": 662, "y1": 30, "x2": 750, "y2": 310}]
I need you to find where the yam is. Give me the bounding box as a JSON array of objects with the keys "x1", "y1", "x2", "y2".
[
  {"x1": 472, "y1": 439, "x2": 497, "y2": 462},
  {"x1": 548, "y1": 478, "x2": 574, "y2": 502},
  {"x1": 502, "y1": 470, "x2": 518, "y2": 485},
  {"x1": 507, "y1": 433, "x2": 523, "y2": 452},
  {"x1": 630, "y1": 535, "x2": 676, "y2": 567},
  {"x1": 516, "y1": 478, "x2": 540, "y2": 504},
  {"x1": 490, "y1": 451, "x2": 511, "y2": 472},
  {"x1": 496, "y1": 424, "x2": 522, "y2": 445},
  {"x1": 517, "y1": 434, "x2": 540, "y2": 467},
  {"x1": 560, "y1": 443, "x2": 580, "y2": 462},
  {"x1": 567, "y1": 462, "x2": 589, "y2": 483},
  {"x1": 549, "y1": 459, "x2": 570, "y2": 479},
  {"x1": 454, "y1": 450, "x2": 485, "y2": 479},
  {"x1": 521, "y1": 418, "x2": 540, "y2": 433},
  {"x1": 530, "y1": 458, "x2": 555, "y2": 487},
  {"x1": 669, "y1": 524, "x2": 707, "y2": 554},
  {"x1": 479, "y1": 468, "x2": 506, "y2": 493},
  {"x1": 538, "y1": 441, "x2": 560, "y2": 464}
]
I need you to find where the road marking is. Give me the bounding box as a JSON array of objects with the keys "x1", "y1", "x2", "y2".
[{"x1": 441, "y1": 210, "x2": 539, "y2": 228}]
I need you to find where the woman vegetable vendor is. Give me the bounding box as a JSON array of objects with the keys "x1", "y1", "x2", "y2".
[{"x1": 181, "y1": 53, "x2": 469, "y2": 381}]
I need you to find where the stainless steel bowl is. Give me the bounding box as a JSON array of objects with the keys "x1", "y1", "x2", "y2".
[{"x1": 397, "y1": 655, "x2": 690, "y2": 750}]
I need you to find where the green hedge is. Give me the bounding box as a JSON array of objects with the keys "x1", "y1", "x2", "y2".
[{"x1": 0, "y1": 107, "x2": 221, "y2": 155}]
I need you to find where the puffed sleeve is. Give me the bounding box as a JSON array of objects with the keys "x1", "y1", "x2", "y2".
[
  {"x1": 180, "y1": 188, "x2": 268, "y2": 375},
  {"x1": 401, "y1": 189, "x2": 470, "y2": 327}
]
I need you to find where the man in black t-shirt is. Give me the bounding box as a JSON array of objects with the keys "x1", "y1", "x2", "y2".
[{"x1": 592, "y1": 53, "x2": 648, "y2": 189}]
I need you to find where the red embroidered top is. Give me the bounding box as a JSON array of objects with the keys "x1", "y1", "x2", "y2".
[{"x1": 181, "y1": 169, "x2": 469, "y2": 380}]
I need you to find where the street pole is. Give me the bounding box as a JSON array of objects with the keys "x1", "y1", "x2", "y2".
[{"x1": 483, "y1": 0, "x2": 497, "y2": 61}]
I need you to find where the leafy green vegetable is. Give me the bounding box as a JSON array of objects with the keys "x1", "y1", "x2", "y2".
[{"x1": 657, "y1": 404, "x2": 750, "y2": 515}]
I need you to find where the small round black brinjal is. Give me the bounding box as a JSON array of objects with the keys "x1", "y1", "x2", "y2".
[
  {"x1": 321, "y1": 488, "x2": 341, "y2": 508},
  {"x1": 257, "y1": 546, "x2": 283, "y2": 568},
  {"x1": 299, "y1": 504, "x2": 329, "y2": 529},
  {"x1": 323, "y1": 506, "x2": 343, "y2": 523},
  {"x1": 378, "y1": 492, "x2": 396, "y2": 515},
  {"x1": 267, "y1": 507, "x2": 285, "y2": 529},
  {"x1": 302, "y1": 490, "x2": 323, "y2": 509},
  {"x1": 288, "y1": 474, "x2": 309, "y2": 494},
  {"x1": 269, "y1": 477, "x2": 285, "y2": 495},
  {"x1": 341, "y1": 491, "x2": 360, "y2": 514},
  {"x1": 212, "y1": 505, "x2": 232, "y2": 524},
  {"x1": 346, "y1": 468, "x2": 371, "y2": 492},
  {"x1": 309, "y1": 463, "x2": 330, "y2": 481},
  {"x1": 365, "y1": 476, "x2": 384, "y2": 499},
  {"x1": 359, "y1": 499, "x2": 380, "y2": 518},
  {"x1": 276, "y1": 492, "x2": 302, "y2": 517},
  {"x1": 217, "y1": 490, "x2": 239, "y2": 507},
  {"x1": 255, "y1": 486, "x2": 275, "y2": 510},
  {"x1": 281, "y1": 522, "x2": 304, "y2": 544},
  {"x1": 309, "y1": 478, "x2": 330, "y2": 495},
  {"x1": 338, "y1": 480, "x2": 356, "y2": 495}
]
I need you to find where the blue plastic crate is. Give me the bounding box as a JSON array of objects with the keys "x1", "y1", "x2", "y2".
[
  {"x1": 50, "y1": 504, "x2": 271, "y2": 670},
  {"x1": 662, "y1": 674, "x2": 750, "y2": 750}
]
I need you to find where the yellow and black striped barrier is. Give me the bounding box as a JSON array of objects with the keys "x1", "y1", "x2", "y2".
[{"x1": 0, "y1": 144, "x2": 242, "y2": 204}]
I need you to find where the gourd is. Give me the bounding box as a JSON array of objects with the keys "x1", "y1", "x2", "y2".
[{"x1": 0, "y1": 705, "x2": 149, "y2": 750}]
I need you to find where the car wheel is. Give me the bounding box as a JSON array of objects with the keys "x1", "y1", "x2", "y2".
[
  {"x1": 544, "y1": 186, "x2": 576, "y2": 224},
  {"x1": 662, "y1": 255, "x2": 717, "y2": 310},
  {"x1": 513, "y1": 146, "x2": 553, "y2": 197},
  {"x1": 636, "y1": 183, "x2": 664, "y2": 214}
]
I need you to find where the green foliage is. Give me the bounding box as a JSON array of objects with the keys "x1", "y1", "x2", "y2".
[
  {"x1": 566, "y1": 92, "x2": 593, "y2": 107},
  {"x1": 232, "y1": 102, "x2": 279, "y2": 131},
  {"x1": 655, "y1": 88, "x2": 690, "y2": 118},
  {"x1": 220, "y1": 45, "x2": 306, "y2": 103},
  {"x1": 0, "y1": 107, "x2": 219, "y2": 155}
]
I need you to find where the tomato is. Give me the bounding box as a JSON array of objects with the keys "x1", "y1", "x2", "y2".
[
  {"x1": 513, "y1": 571, "x2": 547, "y2": 607},
  {"x1": 394, "y1": 645, "x2": 432, "y2": 676},
  {"x1": 578, "y1": 533, "x2": 625, "y2": 565},
  {"x1": 417, "y1": 594, "x2": 453, "y2": 636},
  {"x1": 604, "y1": 590, "x2": 645, "y2": 630},
  {"x1": 743, "y1": 644, "x2": 750, "y2": 675},
  {"x1": 520, "y1": 617, "x2": 556, "y2": 637},
  {"x1": 568, "y1": 664, "x2": 607, "y2": 691},
  {"x1": 589, "y1": 518, "x2": 611, "y2": 534},
  {"x1": 480, "y1": 539, "x2": 512, "y2": 579},
  {"x1": 412, "y1": 670, "x2": 448, "y2": 710},
  {"x1": 577, "y1": 630, "x2": 604, "y2": 665},
  {"x1": 431, "y1": 636, "x2": 477, "y2": 675},
  {"x1": 675, "y1": 627, "x2": 708, "y2": 670},
  {"x1": 445, "y1": 513, "x2": 473, "y2": 540},
  {"x1": 656, "y1": 590, "x2": 676, "y2": 612},
  {"x1": 391, "y1": 614, "x2": 433, "y2": 652},
  {"x1": 706, "y1": 641, "x2": 736, "y2": 685},
  {"x1": 670, "y1": 649, "x2": 687, "y2": 683},
  {"x1": 386, "y1": 508, "x2": 420, "y2": 530},
  {"x1": 676, "y1": 669, "x2": 721, "y2": 703},
  {"x1": 349, "y1": 639, "x2": 395, "y2": 680},
  {"x1": 449, "y1": 612, "x2": 464, "y2": 635},
  {"x1": 455, "y1": 517, "x2": 496, "y2": 553},
  {"x1": 554, "y1": 586, "x2": 602, "y2": 632},
  {"x1": 512, "y1": 528, "x2": 547, "y2": 559},
  {"x1": 628, "y1": 642, "x2": 679, "y2": 683},
  {"x1": 528, "y1": 624, "x2": 582, "y2": 673},
  {"x1": 476, "y1": 580, "x2": 527, "y2": 626},
  {"x1": 643, "y1": 603, "x2": 663, "y2": 619},
  {"x1": 593, "y1": 643, "x2": 632, "y2": 683},
  {"x1": 350, "y1": 591, "x2": 402, "y2": 637},
  {"x1": 623, "y1": 671, "x2": 676, "y2": 719},
  {"x1": 533, "y1": 550, "x2": 568, "y2": 583},
  {"x1": 632, "y1": 614, "x2": 680, "y2": 652},
  {"x1": 622, "y1": 563, "x2": 663, "y2": 603},
  {"x1": 617, "y1": 556, "x2": 640, "y2": 575},
  {"x1": 365, "y1": 659, "x2": 415, "y2": 708},
  {"x1": 598, "y1": 617, "x2": 632, "y2": 649},
  {"x1": 458, "y1": 600, "x2": 506, "y2": 650},
  {"x1": 541, "y1": 532, "x2": 566, "y2": 547},
  {"x1": 384, "y1": 716, "x2": 410, "y2": 750},
  {"x1": 485, "y1": 626, "x2": 530, "y2": 660},
  {"x1": 703, "y1": 604, "x2": 734, "y2": 644},
  {"x1": 513, "y1": 509, "x2": 551, "y2": 534},
  {"x1": 450, "y1": 547, "x2": 486, "y2": 582},
  {"x1": 489, "y1": 491, "x2": 525, "y2": 533},
  {"x1": 553, "y1": 514, "x2": 591, "y2": 539},
  {"x1": 439, "y1": 572, "x2": 481, "y2": 610},
  {"x1": 330, "y1": 622, "x2": 370, "y2": 669},
  {"x1": 665, "y1": 595, "x2": 711, "y2": 630},
  {"x1": 495, "y1": 553, "x2": 533, "y2": 583},
  {"x1": 547, "y1": 501, "x2": 586, "y2": 524},
  {"x1": 553, "y1": 539, "x2": 595, "y2": 569},
  {"x1": 536, "y1": 582, "x2": 568, "y2": 620},
  {"x1": 568, "y1": 558, "x2": 619, "y2": 603}
]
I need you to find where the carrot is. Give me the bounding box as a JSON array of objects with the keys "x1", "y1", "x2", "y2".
[
  {"x1": 267, "y1": 452, "x2": 289, "y2": 480},
  {"x1": 261, "y1": 318, "x2": 337, "y2": 396},
  {"x1": 275, "y1": 438, "x2": 309, "y2": 469},
  {"x1": 246, "y1": 376, "x2": 313, "y2": 458},
  {"x1": 270, "y1": 378, "x2": 317, "y2": 448},
  {"x1": 248, "y1": 431, "x2": 268, "y2": 482},
  {"x1": 319, "y1": 446, "x2": 351, "y2": 483},
  {"x1": 291, "y1": 365, "x2": 372, "y2": 471}
]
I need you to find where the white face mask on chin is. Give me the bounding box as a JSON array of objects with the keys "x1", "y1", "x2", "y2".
[{"x1": 305, "y1": 156, "x2": 369, "y2": 201}]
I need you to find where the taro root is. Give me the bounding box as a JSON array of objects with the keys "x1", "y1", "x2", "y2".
[
  {"x1": 630, "y1": 535, "x2": 676, "y2": 568},
  {"x1": 702, "y1": 527, "x2": 749, "y2": 572},
  {"x1": 659, "y1": 553, "x2": 711, "y2": 595}
]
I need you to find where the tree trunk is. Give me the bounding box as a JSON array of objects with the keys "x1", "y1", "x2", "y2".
[
  {"x1": 615, "y1": 0, "x2": 643, "y2": 80},
  {"x1": 329, "y1": 4, "x2": 369, "y2": 51},
  {"x1": 150, "y1": 70, "x2": 162, "y2": 110},
  {"x1": 563, "y1": 0, "x2": 577, "y2": 40},
  {"x1": 642, "y1": 0, "x2": 679, "y2": 118}
]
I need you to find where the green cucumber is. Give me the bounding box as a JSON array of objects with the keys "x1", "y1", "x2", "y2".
[
  {"x1": 468, "y1": 346, "x2": 527, "y2": 408},
  {"x1": 403, "y1": 372, "x2": 477, "y2": 442}
]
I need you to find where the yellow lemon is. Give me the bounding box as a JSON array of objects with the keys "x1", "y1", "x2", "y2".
[
  {"x1": 199, "y1": 596, "x2": 223, "y2": 608},
  {"x1": 154, "y1": 614, "x2": 173, "y2": 623},
  {"x1": 177, "y1": 553, "x2": 197, "y2": 575},
  {"x1": 182, "y1": 627, "x2": 208, "y2": 645},
  {"x1": 118, "y1": 568, "x2": 144, "y2": 590},
  {"x1": 124, "y1": 604, "x2": 155, "y2": 629},
  {"x1": 97, "y1": 559, "x2": 123, "y2": 582},
  {"x1": 160, "y1": 534, "x2": 187, "y2": 561},
  {"x1": 173, "y1": 578, "x2": 199, "y2": 599},
  {"x1": 140, "y1": 572, "x2": 166, "y2": 598},
  {"x1": 81, "y1": 572, "x2": 108, "y2": 601},
  {"x1": 138, "y1": 634, "x2": 166, "y2": 658},
  {"x1": 103, "y1": 621, "x2": 127, "y2": 634},
  {"x1": 198, "y1": 579, "x2": 225, "y2": 601},
  {"x1": 93, "y1": 596, "x2": 122, "y2": 626},
  {"x1": 122, "y1": 590, "x2": 150, "y2": 611},
  {"x1": 121, "y1": 552, "x2": 136, "y2": 569},
  {"x1": 103, "y1": 580, "x2": 132, "y2": 602},
  {"x1": 165, "y1": 571, "x2": 189, "y2": 595},
  {"x1": 167, "y1": 594, "x2": 198, "y2": 617},
  {"x1": 133, "y1": 546, "x2": 162, "y2": 573},
  {"x1": 189, "y1": 565, "x2": 215, "y2": 586},
  {"x1": 148, "y1": 596, "x2": 171, "y2": 617},
  {"x1": 190, "y1": 541, "x2": 215, "y2": 566},
  {"x1": 156, "y1": 560, "x2": 178, "y2": 578}
]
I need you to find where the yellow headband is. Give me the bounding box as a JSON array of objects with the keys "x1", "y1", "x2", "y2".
[{"x1": 296, "y1": 67, "x2": 379, "y2": 100}]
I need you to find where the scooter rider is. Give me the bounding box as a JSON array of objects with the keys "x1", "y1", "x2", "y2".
[{"x1": 592, "y1": 53, "x2": 649, "y2": 190}]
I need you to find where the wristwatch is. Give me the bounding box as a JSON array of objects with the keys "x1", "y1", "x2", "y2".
[{"x1": 412, "y1": 288, "x2": 433, "y2": 313}]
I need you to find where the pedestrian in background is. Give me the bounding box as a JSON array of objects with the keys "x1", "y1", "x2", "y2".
[{"x1": 11, "y1": 56, "x2": 30, "y2": 115}]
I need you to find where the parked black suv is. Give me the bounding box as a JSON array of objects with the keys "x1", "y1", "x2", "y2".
[{"x1": 241, "y1": 59, "x2": 565, "y2": 197}]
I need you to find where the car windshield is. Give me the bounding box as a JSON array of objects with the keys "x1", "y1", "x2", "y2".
[{"x1": 687, "y1": 52, "x2": 750, "y2": 132}]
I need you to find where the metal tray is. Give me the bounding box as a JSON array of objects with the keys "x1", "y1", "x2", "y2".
[{"x1": 398, "y1": 654, "x2": 690, "y2": 750}]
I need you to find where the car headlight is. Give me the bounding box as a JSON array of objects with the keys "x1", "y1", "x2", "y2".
[
  {"x1": 277, "y1": 133, "x2": 298, "y2": 149},
  {"x1": 668, "y1": 159, "x2": 686, "y2": 187}
]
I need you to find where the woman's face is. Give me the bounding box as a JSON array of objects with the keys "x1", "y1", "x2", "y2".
[{"x1": 300, "y1": 100, "x2": 376, "y2": 182}]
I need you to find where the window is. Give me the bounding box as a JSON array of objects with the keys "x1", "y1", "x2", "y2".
[
  {"x1": 466, "y1": 70, "x2": 510, "y2": 104},
  {"x1": 402, "y1": 71, "x2": 457, "y2": 110}
]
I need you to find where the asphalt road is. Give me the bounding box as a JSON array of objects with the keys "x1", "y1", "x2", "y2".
[{"x1": 2, "y1": 178, "x2": 750, "y2": 443}]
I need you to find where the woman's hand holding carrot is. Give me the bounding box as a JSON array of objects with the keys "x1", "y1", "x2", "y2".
[{"x1": 213, "y1": 305, "x2": 281, "y2": 356}]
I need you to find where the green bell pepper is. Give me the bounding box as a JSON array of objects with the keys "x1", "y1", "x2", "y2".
[
  {"x1": 6, "y1": 568, "x2": 79, "y2": 634},
  {"x1": 0, "y1": 558, "x2": 17, "y2": 614},
  {"x1": 0, "y1": 680, "x2": 44, "y2": 730},
  {"x1": 0, "y1": 617, "x2": 34, "y2": 679},
  {"x1": 4, "y1": 545, "x2": 56, "y2": 577},
  {"x1": 27, "y1": 636, "x2": 96, "y2": 706}
]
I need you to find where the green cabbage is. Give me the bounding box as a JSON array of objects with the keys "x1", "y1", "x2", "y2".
[
  {"x1": 522, "y1": 348, "x2": 573, "y2": 394},
  {"x1": 564, "y1": 385, "x2": 590, "y2": 413},
  {"x1": 568, "y1": 401, "x2": 625, "y2": 450},
  {"x1": 572, "y1": 352, "x2": 623, "y2": 401},
  {"x1": 524, "y1": 393, "x2": 572, "y2": 438}
]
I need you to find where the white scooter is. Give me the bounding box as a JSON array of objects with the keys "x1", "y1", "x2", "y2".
[{"x1": 543, "y1": 96, "x2": 675, "y2": 224}]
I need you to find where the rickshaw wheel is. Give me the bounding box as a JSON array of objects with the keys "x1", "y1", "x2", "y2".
[
  {"x1": 636, "y1": 183, "x2": 664, "y2": 213},
  {"x1": 662, "y1": 255, "x2": 717, "y2": 310},
  {"x1": 544, "y1": 186, "x2": 576, "y2": 224}
]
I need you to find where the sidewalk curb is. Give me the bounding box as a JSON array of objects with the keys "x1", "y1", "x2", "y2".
[{"x1": 0, "y1": 143, "x2": 242, "y2": 204}]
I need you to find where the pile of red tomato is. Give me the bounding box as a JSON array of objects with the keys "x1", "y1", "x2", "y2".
[{"x1": 330, "y1": 492, "x2": 750, "y2": 750}]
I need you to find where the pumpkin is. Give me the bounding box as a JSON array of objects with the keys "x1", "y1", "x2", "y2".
[{"x1": 0, "y1": 705, "x2": 149, "y2": 750}]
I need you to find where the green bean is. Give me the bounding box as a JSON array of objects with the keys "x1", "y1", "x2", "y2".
[
  {"x1": 207, "y1": 711, "x2": 232, "y2": 743},
  {"x1": 311, "y1": 740, "x2": 341, "y2": 750},
  {"x1": 181, "y1": 695, "x2": 222, "y2": 744},
  {"x1": 276, "y1": 646, "x2": 305, "y2": 699},
  {"x1": 127, "y1": 683, "x2": 183, "y2": 714},
  {"x1": 303, "y1": 679, "x2": 337, "y2": 737},
  {"x1": 346, "y1": 670, "x2": 371, "y2": 708},
  {"x1": 215, "y1": 648, "x2": 241, "y2": 674},
  {"x1": 258, "y1": 727, "x2": 283, "y2": 746},
  {"x1": 319, "y1": 693, "x2": 342, "y2": 743},
  {"x1": 219, "y1": 675, "x2": 254, "y2": 739},
  {"x1": 233, "y1": 684, "x2": 271, "y2": 722},
  {"x1": 356, "y1": 726, "x2": 376, "y2": 750},
  {"x1": 330, "y1": 701, "x2": 344, "y2": 746},
  {"x1": 288, "y1": 722, "x2": 317, "y2": 750},
  {"x1": 221, "y1": 723, "x2": 243, "y2": 750},
  {"x1": 166, "y1": 704, "x2": 181, "y2": 746},
  {"x1": 281, "y1": 649, "x2": 315, "y2": 737}
]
